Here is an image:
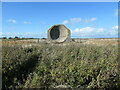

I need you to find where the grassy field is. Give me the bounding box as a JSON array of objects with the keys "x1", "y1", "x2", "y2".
[{"x1": 2, "y1": 38, "x2": 120, "y2": 89}]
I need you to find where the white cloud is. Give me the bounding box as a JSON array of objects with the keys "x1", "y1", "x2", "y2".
[
  {"x1": 63, "y1": 20, "x2": 69, "y2": 25},
  {"x1": 8, "y1": 19, "x2": 17, "y2": 23},
  {"x1": 74, "y1": 27, "x2": 94, "y2": 32},
  {"x1": 109, "y1": 25, "x2": 118, "y2": 35},
  {"x1": 84, "y1": 17, "x2": 97, "y2": 23},
  {"x1": 72, "y1": 25, "x2": 119, "y2": 38},
  {"x1": 24, "y1": 21, "x2": 31, "y2": 24},
  {"x1": 62, "y1": 17, "x2": 97, "y2": 25},
  {"x1": 112, "y1": 25, "x2": 118, "y2": 30},
  {"x1": 62, "y1": 18, "x2": 81, "y2": 25},
  {"x1": 70, "y1": 18, "x2": 81, "y2": 23},
  {"x1": 97, "y1": 28, "x2": 104, "y2": 32},
  {"x1": 72, "y1": 27, "x2": 105, "y2": 37},
  {"x1": 74, "y1": 27, "x2": 104, "y2": 33}
]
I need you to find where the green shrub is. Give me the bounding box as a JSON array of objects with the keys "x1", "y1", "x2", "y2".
[{"x1": 2, "y1": 43, "x2": 120, "y2": 89}]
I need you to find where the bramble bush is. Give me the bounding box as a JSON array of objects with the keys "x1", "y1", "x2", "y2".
[
  {"x1": 2, "y1": 45, "x2": 41, "y2": 89},
  {"x1": 2, "y1": 43, "x2": 120, "y2": 89}
]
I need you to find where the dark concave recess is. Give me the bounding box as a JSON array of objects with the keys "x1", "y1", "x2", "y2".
[{"x1": 50, "y1": 26, "x2": 60, "y2": 40}]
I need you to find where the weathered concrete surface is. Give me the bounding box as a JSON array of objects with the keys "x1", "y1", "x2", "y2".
[{"x1": 48, "y1": 24, "x2": 71, "y2": 43}]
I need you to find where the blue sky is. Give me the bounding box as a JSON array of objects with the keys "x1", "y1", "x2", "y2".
[{"x1": 2, "y1": 2, "x2": 118, "y2": 38}]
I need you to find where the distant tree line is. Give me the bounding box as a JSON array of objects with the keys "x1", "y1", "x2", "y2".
[
  {"x1": 1, "y1": 36, "x2": 21, "y2": 39},
  {"x1": 0, "y1": 36, "x2": 46, "y2": 40}
]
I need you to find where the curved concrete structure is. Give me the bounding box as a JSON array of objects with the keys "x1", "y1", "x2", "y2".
[{"x1": 48, "y1": 25, "x2": 71, "y2": 43}]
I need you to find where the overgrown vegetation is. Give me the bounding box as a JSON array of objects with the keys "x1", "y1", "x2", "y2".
[{"x1": 2, "y1": 41, "x2": 120, "y2": 89}]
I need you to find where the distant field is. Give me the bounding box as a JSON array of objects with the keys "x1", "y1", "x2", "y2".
[
  {"x1": 2, "y1": 38, "x2": 119, "y2": 45},
  {"x1": 2, "y1": 38, "x2": 120, "y2": 89}
]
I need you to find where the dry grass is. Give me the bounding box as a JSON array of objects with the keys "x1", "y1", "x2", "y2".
[{"x1": 2, "y1": 38, "x2": 119, "y2": 46}]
